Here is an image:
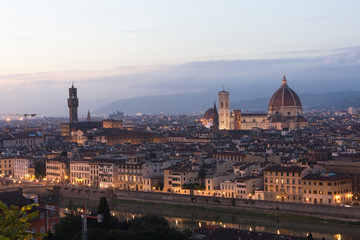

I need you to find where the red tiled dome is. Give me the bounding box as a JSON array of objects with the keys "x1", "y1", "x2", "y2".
[
  {"x1": 268, "y1": 75, "x2": 302, "y2": 109},
  {"x1": 203, "y1": 108, "x2": 216, "y2": 119}
]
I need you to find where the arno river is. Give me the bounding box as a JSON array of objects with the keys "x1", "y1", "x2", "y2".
[{"x1": 60, "y1": 198, "x2": 360, "y2": 240}]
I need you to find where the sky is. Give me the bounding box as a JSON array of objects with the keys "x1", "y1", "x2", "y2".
[{"x1": 1, "y1": 1, "x2": 360, "y2": 116}]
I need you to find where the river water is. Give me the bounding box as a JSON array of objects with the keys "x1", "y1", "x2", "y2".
[{"x1": 60, "y1": 198, "x2": 360, "y2": 240}]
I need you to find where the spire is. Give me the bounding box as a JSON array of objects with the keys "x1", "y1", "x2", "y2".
[
  {"x1": 72, "y1": 81, "x2": 74, "y2": 88},
  {"x1": 87, "y1": 110, "x2": 91, "y2": 122},
  {"x1": 213, "y1": 101, "x2": 217, "y2": 112},
  {"x1": 281, "y1": 73, "x2": 288, "y2": 87}
]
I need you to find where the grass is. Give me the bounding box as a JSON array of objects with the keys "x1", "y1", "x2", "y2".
[{"x1": 110, "y1": 198, "x2": 360, "y2": 226}]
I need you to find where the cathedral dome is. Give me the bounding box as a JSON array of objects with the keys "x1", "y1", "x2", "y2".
[
  {"x1": 268, "y1": 75, "x2": 302, "y2": 114},
  {"x1": 204, "y1": 108, "x2": 216, "y2": 120}
]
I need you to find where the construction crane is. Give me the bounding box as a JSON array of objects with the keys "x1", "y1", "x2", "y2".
[{"x1": 0, "y1": 113, "x2": 37, "y2": 129}]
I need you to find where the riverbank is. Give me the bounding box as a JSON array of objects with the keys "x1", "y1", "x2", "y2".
[
  {"x1": 110, "y1": 198, "x2": 360, "y2": 226},
  {"x1": 59, "y1": 197, "x2": 360, "y2": 240},
  {"x1": 55, "y1": 186, "x2": 360, "y2": 223}
]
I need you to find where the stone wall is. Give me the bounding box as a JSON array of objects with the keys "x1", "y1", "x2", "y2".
[{"x1": 55, "y1": 186, "x2": 360, "y2": 220}]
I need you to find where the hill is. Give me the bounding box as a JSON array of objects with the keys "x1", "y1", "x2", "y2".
[{"x1": 95, "y1": 91, "x2": 360, "y2": 115}]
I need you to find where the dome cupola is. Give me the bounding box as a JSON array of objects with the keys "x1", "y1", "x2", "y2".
[{"x1": 268, "y1": 74, "x2": 302, "y2": 116}]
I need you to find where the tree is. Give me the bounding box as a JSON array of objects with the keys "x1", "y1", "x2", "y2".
[
  {"x1": 0, "y1": 202, "x2": 42, "y2": 240},
  {"x1": 47, "y1": 214, "x2": 81, "y2": 240},
  {"x1": 34, "y1": 161, "x2": 46, "y2": 179},
  {"x1": 130, "y1": 215, "x2": 186, "y2": 240},
  {"x1": 96, "y1": 197, "x2": 112, "y2": 229},
  {"x1": 198, "y1": 166, "x2": 206, "y2": 185}
]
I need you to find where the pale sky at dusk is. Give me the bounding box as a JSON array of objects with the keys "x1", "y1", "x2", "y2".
[{"x1": 1, "y1": 1, "x2": 360, "y2": 116}]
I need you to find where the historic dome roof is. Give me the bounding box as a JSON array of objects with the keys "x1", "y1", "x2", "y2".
[
  {"x1": 204, "y1": 108, "x2": 216, "y2": 120},
  {"x1": 268, "y1": 75, "x2": 302, "y2": 109}
]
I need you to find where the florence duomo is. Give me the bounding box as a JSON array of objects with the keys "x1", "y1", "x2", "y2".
[{"x1": 202, "y1": 74, "x2": 308, "y2": 130}]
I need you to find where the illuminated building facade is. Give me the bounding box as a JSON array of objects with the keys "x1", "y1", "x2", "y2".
[{"x1": 302, "y1": 173, "x2": 352, "y2": 205}]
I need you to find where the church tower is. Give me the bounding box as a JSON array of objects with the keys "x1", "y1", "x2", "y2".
[
  {"x1": 218, "y1": 89, "x2": 230, "y2": 130},
  {"x1": 87, "y1": 110, "x2": 91, "y2": 122},
  {"x1": 68, "y1": 83, "x2": 79, "y2": 123},
  {"x1": 212, "y1": 101, "x2": 219, "y2": 131}
]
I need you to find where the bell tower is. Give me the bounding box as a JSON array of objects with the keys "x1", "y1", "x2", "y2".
[
  {"x1": 218, "y1": 88, "x2": 230, "y2": 130},
  {"x1": 68, "y1": 83, "x2": 79, "y2": 123}
]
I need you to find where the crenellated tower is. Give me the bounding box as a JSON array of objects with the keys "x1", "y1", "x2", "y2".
[{"x1": 68, "y1": 83, "x2": 79, "y2": 123}]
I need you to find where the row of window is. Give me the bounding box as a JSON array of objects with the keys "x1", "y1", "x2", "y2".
[
  {"x1": 304, "y1": 189, "x2": 351, "y2": 195},
  {"x1": 265, "y1": 171, "x2": 301, "y2": 177},
  {"x1": 265, "y1": 178, "x2": 301, "y2": 185},
  {"x1": 303, "y1": 180, "x2": 350, "y2": 186},
  {"x1": 265, "y1": 185, "x2": 302, "y2": 194}
]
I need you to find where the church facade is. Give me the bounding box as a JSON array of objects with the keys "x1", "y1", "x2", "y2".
[{"x1": 202, "y1": 75, "x2": 308, "y2": 130}]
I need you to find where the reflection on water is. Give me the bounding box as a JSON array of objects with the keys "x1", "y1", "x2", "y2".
[
  {"x1": 60, "y1": 198, "x2": 359, "y2": 240},
  {"x1": 112, "y1": 211, "x2": 355, "y2": 240}
]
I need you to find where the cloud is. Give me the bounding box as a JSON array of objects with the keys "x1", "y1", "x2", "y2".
[{"x1": 1, "y1": 46, "x2": 360, "y2": 116}]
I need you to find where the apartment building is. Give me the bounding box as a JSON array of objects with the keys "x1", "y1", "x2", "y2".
[
  {"x1": 117, "y1": 161, "x2": 143, "y2": 191},
  {"x1": 14, "y1": 158, "x2": 34, "y2": 180},
  {"x1": 302, "y1": 173, "x2": 352, "y2": 205},
  {"x1": 46, "y1": 158, "x2": 70, "y2": 183},
  {"x1": 235, "y1": 176, "x2": 263, "y2": 199},
  {"x1": 0, "y1": 158, "x2": 14, "y2": 176},
  {"x1": 263, "y1": 165, "x2": 310, "y2": 203},
  {"x1": 70, "y1": 160, "x2": 91, "y2": 185},
  {"x1": 164, "y1": 164, "x2": 201, "y2": 193}
]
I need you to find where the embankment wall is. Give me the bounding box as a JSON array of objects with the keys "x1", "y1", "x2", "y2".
[{"x1": 56, "y1": 186, "x2": 360, "y2": 220}]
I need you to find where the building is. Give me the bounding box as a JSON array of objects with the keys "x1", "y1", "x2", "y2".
[
  {"x1": 218, "y1": 90, "x2": 230, "y2": 130},
  {"x1": 234, "y1": 176, "x2": 263, "y2": 199},
  {"x1": 90, "y1": 161, "x2": 118, "y2": 188},
  {"x1": 0, "y1": 158, "x2": 14, "y2": 176},
  {"x1": 263, "y1": 164, "x2": 310, "y2": 203},
  {"x1": 79, "y1": 128, "x2": 153, "y2": 146},
  {"x1": 163, "y1": 164, "x2": 201, "y2": 193},
  {"x1": 45, "y1": 158, "x2": 70, "y2": 183},
  {"x1": 212, "y1": 75, "x2": 308, "y2": 130},
  {"x1": 302, "y1": 173, "x2": 352, "y2": 205},
  {"x1": 201, "y1": 102, "x2": 219, "y2": 130},
  {"x1": 70, "y1": 160, "x2": 91, "y2": 186},
  {"x1": 317, "y1": 161, "x2": 360, "y2": 198},
  {"x1": 267, "y1": 75, "x2": 308, "y2": 130},
  {"x1": 61, "y1": 84, "x2": 124, "y2": 141},
  {"x1": 68, "y1": 83, "x2": 79, "y2": 123},
  {"x1": 348, "y1": 107, "x2": 357, "y2": 115},
  {"x1": 117, "y1": 160, "x2": 143, "y2": 191},
  {"x1": 0, "y1": 131, "x2": 55, "y2": 149},
  {"x1": 14, "y1": 158, "x2": 34, "y2": 180}
]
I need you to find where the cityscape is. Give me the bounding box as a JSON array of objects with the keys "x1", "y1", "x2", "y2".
[{"x1": 1, "y1": 1, "x2": 360, "y2": 240}]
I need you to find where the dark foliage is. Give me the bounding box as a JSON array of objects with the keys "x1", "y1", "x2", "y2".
[{"x1": 47, "y1": 198, "x2": 189, "y2": 240}]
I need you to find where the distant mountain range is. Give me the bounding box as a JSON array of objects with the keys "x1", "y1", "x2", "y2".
[{"x1": 95, "y1": 90, "x2": 360, "y2": 115}]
